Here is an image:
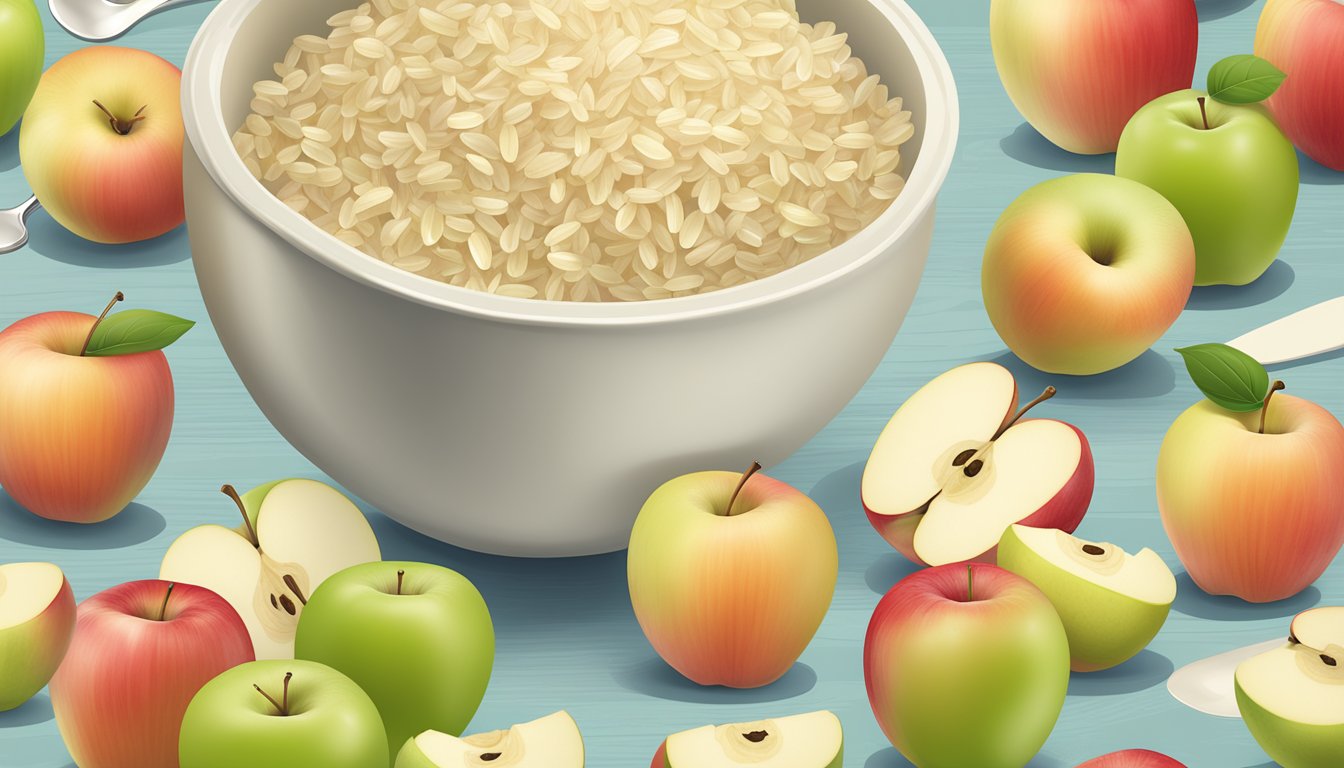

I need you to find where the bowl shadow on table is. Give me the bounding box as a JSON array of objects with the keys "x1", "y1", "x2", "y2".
[
  {"x1": 867, "y1": 747, "x2": 1065, "y2": 768},
  {"x1": 1186, "y1": 260, "x2": 1295, "y2": 311},
  {"x1": 0, "y1": 491, "x2": 165, "y2": 549},
  {"x1": 1067, "y1": 650, "x2": 1174, "y2": 696},
  {"x1": 612, "y1": 657, "x2": 818, "y2": 705},
  {"x1": 805, "y1": 460, "x2": 924, "y2": 595},
  {"x1": 1195, "y1": 0, "x2": 1257, "y2": 22},
  {"x1": 0, "y1": 693, "x2": 53, "y2": 728},
  {"x1": 988, "y1": 349, "x2": 1176, "y2": 401},
  {"x1": 22, "y1": 214, "x2": 189, "y2": 269},
  {"x1": 1171, "y1": 571, "x2": 1320, "y2": 621},
  {"x1": 1000, "y1": 123, "x2": 1115, "y2": 175}
]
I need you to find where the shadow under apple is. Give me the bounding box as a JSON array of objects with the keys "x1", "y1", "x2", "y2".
[
  {"x1": 1067, "y1": 649, "x2": 1174, "y2": 696},
  {"x1": 1195, "y1": 0, "x2": 1257, "y2": 22},
  {"x1": 1186, "y1": 260, "x2": 1295, "y2": 311},
  {"x1": 23, "y1": 214, "x2": 189, "y2": 269},
  {"x1": 0, "y1": 126, "x2": 18, "y2": 173},
  {"x1": 0, "y1": 693, "x2": 53, "y2": 728},
  {"x1": 611, "y1": 657, "x2": 816, "y2": 705},
  {"x1": 0, "y1": 492, "x2": 165, "y2": 550},
  {"x1": 1000, "y1": 123, "x2": 1115, "y2": 174},
  {"x1": 866, "y1": 746, "x2": 1066, "y2": 768},
  {"x1": 987, "y1": 349, "x2": 1176, "y2": 401},
  {"x1": 1298, "y1": 151, "x2": 1344, "y2": 185},
  {"x1": 806, "y1": 461, "x2": 919, "y2": 591},
  {"x1": 1171, "y1": 571, "x2": 1321, "y2": 621}
]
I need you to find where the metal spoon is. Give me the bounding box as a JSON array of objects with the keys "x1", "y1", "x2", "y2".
[
  {"x1": 0, "y1": 196, "x2": 41, "y2": 254},
  {"x1": 49, "y1": 0, "x2": 211, "y2": 42}
]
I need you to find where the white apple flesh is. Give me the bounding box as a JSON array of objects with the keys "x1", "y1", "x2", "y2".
[
  {"x1": 0, "y1": 562, "x2": 76, "y2": 710},
  {"x1": 396, "y1": 711, "x2": 583, "y2": 768},
  {"x1": 665, "y1": 711, "x2": 842, "y2": 768}
]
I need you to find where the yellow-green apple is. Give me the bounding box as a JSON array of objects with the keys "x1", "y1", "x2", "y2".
[
  {"x1": 649, "y1": 711, "x2": 841, "y2": 768},
  {"x1": 990, "y1": 0, "x2": 1197, "y2": 155},
  {"x1": 295, "y1": 561, "x2": 494, "y2": 761},
  {"x1": 1075, "y1": 751, "x2": 1187, "y2": 767},
  {"x1": 19, "y1": 46, "x2": 184, "y2": 243},
  {"x1": 396, "y1": 711, "x2": 582, "y2": 768},
  {"x1": 0, "y1": 561, "x2": 75, "y2": 711},
  {"x1": 180, "y1": 659, "x2": 388, "y2": 768},
  {"x1": 0, "y1": 0, "x2": 42, "y2": 137},
  {"x1": 627, "y1": 463, "x2": 837, "y2": 688},
  {"x1": 160, "y1": 479, "x2": 382, "y2": 659},
  {"x1": 1235, "y1": 606, "x2": 1344, "y2": 768},
  {"x1": 1116, "y1": 90, "x2": 1299, "y2": 286},
  {"x1": 1256, "y1": 0, "x2": 1344, "y2": 171},
  {"x1": 0, "y1": 293, "x2": 190, "y2": 523},
  {"x1": 982, "y1": 174, "x2": 1195, "y2": 375},
  {"x1": 1157, "y1": 359, "x2": 1344, "y2": 602},
  {"x1": 998, "y1": 525, "x2": 1176, "y2": 671},
  {"x1": 865, "y1": 563, "x2": 1069, "y2": 768},
  {"x1": 50, "y1": 580, "x2": 254, "y2": 768},
  {"x1": 862, "y1": 362, "x2": 1093, "y2": 566}
]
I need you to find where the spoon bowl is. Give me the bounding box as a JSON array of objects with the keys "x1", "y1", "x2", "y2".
[
  {"x1": 49, "y1": 0, "x2": 210, "y2": 41},
  {"x1": 0, "y1": 197, "x2": 40, "y2": 254}
]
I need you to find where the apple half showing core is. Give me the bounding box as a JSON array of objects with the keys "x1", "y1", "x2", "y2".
[
  {"x1": 0, "y1": 562, "x2": 76, "y2": 711},
  {"x1": 651, "y1": 711, "x2": 842, "y2": 768},
  {"x1": 998, "y1": 525, "x2": 1176, "y2": 671},
  {"x1": 396, "y1": 711, "x2": 582, "y2": 768},
  {"x1": 1235, "y1": 606, "x2": 1344, "y2": 768},
  {"x1": 1074, "y1": 749, "x2": 1187, "y2": 767},
  {"x1": 863, "y1": 362, "x2": 1093, "y2": 565}
]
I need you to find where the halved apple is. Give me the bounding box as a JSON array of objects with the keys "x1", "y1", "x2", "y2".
[
  {"x1": 160, "y1": 479, "x2": 381, "y2": 659},
  {"x1": 1236, "y1": 606, "x2": 1344, "y2": 768},
  {"x1": 395, "y1": 711, "x2": 583, "y2": 767},
  {"x1": 653, "y1": 711, "x2": 842, "y2": 768},
  {"x1": 0, "y1": 562, "x2": 76, "y2": 710},
  {"x1": 998, "y1": 524, "x2": 1175, "y2": 671},
  {"x1": 862, "y1": 362, "x2": 1094, "y2": 566}
]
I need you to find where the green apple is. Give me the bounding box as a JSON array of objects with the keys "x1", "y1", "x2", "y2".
[
  {"x1": 654, "y1": 711, "x2": 842, "y2": 768},
  {"x1": 160, "y1": 479, "x2": 382, "y2": 659},
  {"x1": 997, "y1": 525, "x2": 1176, "y2": 672},
  {"x1": 1235, "y1": 606, "x2": 1344, "y2": 768},
  {"x1": 395, "y1": 711, "x2": 583, "y2": 768},
  {"x1": 179, "y1": 659, "x2": 388, "y2": 768},
  {"x1": 0, "y1": 562, "x2": 75, "y2": 711},
  {"x1": 1116, "y1": 89, "x2": 1299, "y2": 286},
  {"x1": 295, "y1": 561, "x2": 494, "y2": 762},
  {"x1": 0, "y1": 0, "x2": 42, "y2": 137}
]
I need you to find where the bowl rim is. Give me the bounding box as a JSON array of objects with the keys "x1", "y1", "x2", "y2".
[{"x1": 182, "y1": 0, "x2": 959, "y2": 328}]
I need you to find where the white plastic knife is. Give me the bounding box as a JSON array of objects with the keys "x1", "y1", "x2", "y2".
[{"x1": 1227, "y1": 296, "x2": 1344, "y2": 365}]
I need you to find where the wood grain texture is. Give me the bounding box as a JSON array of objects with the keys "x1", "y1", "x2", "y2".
[{"x1": 0, "y1": 0, "x2": 1338, "y2": 765}]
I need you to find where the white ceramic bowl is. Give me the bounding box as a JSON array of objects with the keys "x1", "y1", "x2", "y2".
[{"x1": 181, "y1": 0, "x2": 958, "y2": 556}]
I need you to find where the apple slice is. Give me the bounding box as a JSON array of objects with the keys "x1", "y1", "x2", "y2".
[
  {"x1": 1236, "y1": 607, "x2": 1344, "y2": 767},
  {"x1": 657, "y1": 711, "x2": 842, "y2": 768},
  {"x1": 863, "y1": 362, "x2": 1093, "y2": 565},
  {"x1": 0, "y1": 562, "x2": 76, "y2": 711},
  {"x1": 998, "y1": 525, "x2": 1176, "y2": 671},
  {"x1": 160, "y1": 479, "x2": 381, "y2": 659},
  {"x1": 396, "y1": 711, "x2": 583, "y2": 768}
]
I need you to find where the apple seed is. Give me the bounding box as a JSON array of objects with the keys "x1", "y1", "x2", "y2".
[
  {"x1": 1082, "y1": 544, "x2": 1105, "y2": 556},
  {"x1": 743, "y1": 730, "x2": 769, "y2": 743},
  {"x1": 952, "y1": 449, "x2": 977, "y2": 467}
]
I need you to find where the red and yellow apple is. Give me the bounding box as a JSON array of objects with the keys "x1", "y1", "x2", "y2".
[
  {"x1": 50, "y1": 579, "x2": 254, "y2": 768},
  {"x1": 863, "y1": 362, "x2": 1093, "y2": 566},
  {"x1": 1076, "y1": 750, "x2": 1187, "y2": 768},
  {"x1": 983, "y1": 174, "x2": 1195, "y2": 375},
  {"x1": 19, "y1": 46, "x2": 184, "y2": 244},
  {"x1": 990, "y1": 0, "x2": 1198, "y2": 155},
  {"x1": 0, "y1": 561, "x2": 76, "y2": 711},
  {"x1": 1256, "y1": 0, "x2": 1344, "y2": 171},
  {"x1": 627, "y1": 463, "x2": 837, "y2": 688}
]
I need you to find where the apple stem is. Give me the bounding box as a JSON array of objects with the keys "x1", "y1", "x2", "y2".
[
  {"x1": 221, "y1": 484, "x2": 260, "y2": 548},
  {"x1": 724, "y1": 461, "x2": 763, "y2": 517},
  {"x1": 157, "y1": 582, "x2": 175, "y2": 621},
  {"x1": 253, "y1": 680, "x2": 286, "y2": 716},
  {"x1": 396, "y1": 569, "x2": 405, "y2": 596},
  {"x1": 92, "y1": 100, "x2": 148, "y2": 136},
  {"x1": 1258, "y1": 381, "x2": 1286, "y2": 435},
  {"x1": 78, "y1": 291, "x2": 124, "y2": 357},
  {"x1": 966, "y1": 564, "x2": 974, "y2": 602},
  {"x1": 281, "y1": 672, "x2": 292, "y2": 714},
  {"x1": 994, "y1": 386, "x2": 1057, "y2": 440},
  {"x1": 1197, "y1": 97, "x2": 1210, "y2": 130}
]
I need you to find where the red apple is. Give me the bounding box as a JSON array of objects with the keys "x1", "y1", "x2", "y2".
[
  {"x1": 0, "y1": 294, "x2": 188, "y2": 523},
  {"x1": 1256, "y1": 0, "x2": 1344, "y2": 171},
  {"x1": 19, "y1": 46, "x2": 183, "y2": 243},
  {"x1": 862, "y1": 362, "x2": 1093, "y2": 566},
  {"x1": 49, "y1": 579, "x2": 253, "y2": 768},
  {"x1": 1076, "y1": 750, "x2": 1187, "y2": 768}
]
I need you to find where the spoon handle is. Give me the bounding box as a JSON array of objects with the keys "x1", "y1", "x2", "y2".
[
  {"x1": 0, "y1": 196, "x2": 41, "y2": 255},
  {"x1": 15, "y1": 195, "x2": 40, "y2": 222}
]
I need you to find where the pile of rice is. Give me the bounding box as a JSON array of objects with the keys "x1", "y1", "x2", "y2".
[{"x1": 233, "y1": 0, "x2": 914, "y2": 302}]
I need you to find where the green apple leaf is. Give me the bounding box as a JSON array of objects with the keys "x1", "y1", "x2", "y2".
[
  {"x1": 1207, "y1": 55, "x2": 1287, "y2": 105},
  {"x1": 84, "y1": 309, "x2": 195, "y2": 357},
  {"x1": 1175, "y1": 343, "x2": 1270, "y2": 412}
]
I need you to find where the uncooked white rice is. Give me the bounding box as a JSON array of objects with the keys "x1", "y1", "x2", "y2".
[{"x1": 233, "y1": 0, "x2": 914, "y2": 302}]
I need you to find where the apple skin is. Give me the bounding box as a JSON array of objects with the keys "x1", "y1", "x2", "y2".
[
  {"x1": 982, "y1": 174, "x2": 1195, "y2": 375},
  {"x1": 628, "y1": 469, "x2": 838, "y2": 688},
  {"x1": 1075, "y1": 750, "x2": 1187, "y2": 768},
  {"x1": 1256, "y1": 0, "x2": 1344, "y2": 171},
  {"x1": 1158, "y1": 395, "x2": 1344, "y2": 603},
  {"x1": 650, "y1": 741, "x2": 667, "y2": 768},
  {"x1": 1235, "y1": 680, "x2": 1343, "y2": 768},
  {"x1": 0, "y1": 0, "x2": 43, "y2": 137},
  {"x1": 50, "y1": 580, "x2": 254, "y2": 768},
  {"x1": 990, "y1": 0, "x2": 1197, "y2": 155},
  {"x1": 0, "y1": 311, "x2": 174, "y2": 523},
  {"x1": 294, "y1": 561, "x2": 494, "y2": 762},
  {"x1": 0, "y1": 563, "x2": 76, "y2": 711},
  {"x1": 19, "y1": 46, "x2": 184, "y2": 244},
  {"x1": 1116, "y1": 90, "x2": 1299, "y2": 287},
  {"x1": 180, "y1": 659, "x2": 388, "y2": 768},
  {"x1": 864, "y1": 563, "x2": 1069, "y2": 768}
]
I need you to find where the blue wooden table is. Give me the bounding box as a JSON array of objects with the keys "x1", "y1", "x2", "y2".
[{"x1": 2, "y1": 0, "x2": 1339, "y2": 765}]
